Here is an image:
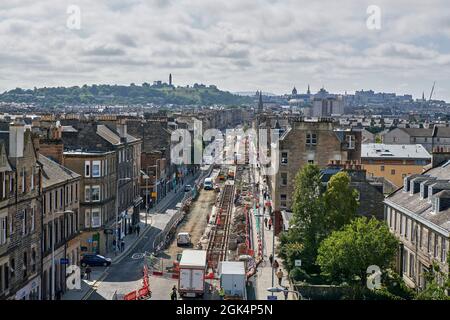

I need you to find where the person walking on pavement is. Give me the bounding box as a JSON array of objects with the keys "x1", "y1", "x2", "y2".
[
  {"x1": 269, "y1": 253, "x2": 273, "y2": 266},
  {"x1": 218, "y1": 287, "x2": 225, "y2": 300},
  {"x1": 283, "y1": 287, "x2": 289, "y2": 300},
  {"x1": 264, "y1": 217, "x2": 268, "y2": 228},
  {"x1": 268, "y1": 218, "x2": 272, "y2": 231},
  {"x1": 276, "y1": 269, "x2": 284, "y2": 286},
  {"x1": 120, "y1": 239, "x2": 125, "y2": 252},
  {"x1": 85, "y1": 266, "x2": 92, "y2": 280},
  {"x1": 272, "y1": 259, "x2": 279, "y2": 270},
  {"x1": 136, "y1": 224, "x2": 141, "y2": 236},
  {"x1": 170, "y1": 285, "x2": 178, "y2": 300}
]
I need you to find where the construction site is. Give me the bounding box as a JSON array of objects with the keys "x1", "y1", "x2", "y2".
[{"x1": 145, "y1": 136, "x2": 265, "y2": 300}]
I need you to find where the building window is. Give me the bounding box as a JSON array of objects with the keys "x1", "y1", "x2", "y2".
[
  {"x1": 280, "y1": 173, "x2": 288, "y2": 186},
  {"x1": 409, "y1": 253, "x2": 415, "y2": 277},
  {"x1": 22, "y1": 209, "x2": 27, "y2": 236},
  {"x1": 402, "y1": 250, "x2": 407, "y2": 275},
  {"x1": 346, "y1": 135, "x2": 355, "y2": 149},
  {"x1": 85, "y1": 186, "x2": 91, "y2": 202},
  {"x1": 92, "y1": 161, "x2": 101, "y2": 178},
  {"x1": 31, "y1": 208, "x2": 35, "y2": 232},
  {"x1": 427, "y1": 231, "x2": 432, "y2": 253},
  {"x1": 308, "y1": 160, "x2": 314, "y2": 165},
  {"x1": 400, "y1": 215, "x2": 405, "y2": 236},
  {"x1": 23, "y1": 252, "x2": 27, "y2": 278},
  {"x1": 280, "y1": 194, "x2": 287, "y2": 208},
  {"x1": 281, "y1": 152, "x2": 288, "y2": 165},
  {"x1": 391, "y1": 169, "x2": 396, "y2": 175},
  {"x1": 91, "y1": 209, "x2": 101, "y2": 228},
  {"x1": 306, "y1": 133, "x2": 317, "y2": 146},
  {"x1": 0, "y1": 216, "x2": 7, "y2": 245},
  {"x1": 441, "y1": 238, "x2": 447, "y2": 263},
  {"x1": 21, "y1": 168, "x2": 25, "y2": 193},
  {"x1": 91, "y1": 186, "x2": 100, "y2": 202},
  {"x1": 31, "y1": 248, "x2": 36, "y2": 273},
  {"x1": 434, "y1": 235, "x2": 439, "y2": 258},
  {"x1": 380, "y1": 165, "x2": 385, "y2": 172},
  {"x1": 31, "y1": 167, "x2": 34, "y2": 190},
  {"x1": 84, "y1": 161, "x2": 90, "y2": 177}
]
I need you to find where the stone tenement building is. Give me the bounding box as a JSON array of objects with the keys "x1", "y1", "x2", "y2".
[
  {"x1": 38, "y1": 119, "x2": 142, "y2": 255},
  {"x1": 39, "y1": 154, "x2": 80, "y2": 300},
  {"x1": 384, "y1": 149, "x2": 450, "y2": 290},
  {"x1": 269, "y1": 118, "x2": 362, "y2": 212},
  {"x1": 0, "y1": 121, "x2": 42, "y2": 300}
]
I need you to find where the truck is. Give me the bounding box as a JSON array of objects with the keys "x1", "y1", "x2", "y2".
[
  {"x1": 178, "y1": 250, "x2": 207, "y2": 298},
  {"x1": 219, "y1": 261, "x2": 247, "y2": 300}
]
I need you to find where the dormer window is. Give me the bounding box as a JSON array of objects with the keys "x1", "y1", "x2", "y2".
[
  {"x1": 403, "y1": 177, "x2": 409, "y2": 192},
  {"x1": 432, "y1": 196, "x2": 440, "y2": 213},
  {"x1": 346, "y1": 135, "x2": 355, "y2": 149}
]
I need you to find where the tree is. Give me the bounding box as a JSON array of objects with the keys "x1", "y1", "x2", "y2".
[
  {"x1": 316, "y1": 217, "x2": 398, "y2": 285},
  {"x1": 286, "y1": 164, "x2": 326, "y2": 271},
  {"x1": 323, "y1": 172, "x2": 358, "y2": 232},
  {"x1": 415, "y1": 261, "x2": 450, "y2": 300}
]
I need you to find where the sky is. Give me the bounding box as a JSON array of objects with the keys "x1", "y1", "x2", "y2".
[{"x1": 1, "y1": 0, "x2": 450, "y2": 100}]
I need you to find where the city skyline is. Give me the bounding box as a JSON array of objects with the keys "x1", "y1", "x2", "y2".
[{"x1": 1, "y1": 1, "x2": 450, "y2": 100}]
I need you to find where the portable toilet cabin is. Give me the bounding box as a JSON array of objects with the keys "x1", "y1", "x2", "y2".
[{"x1": 219, "y1": 261, "x2": 247, "y2": 300}]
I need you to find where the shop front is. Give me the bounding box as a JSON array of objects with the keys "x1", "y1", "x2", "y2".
[{"x1": 15, "y1": 276, "x2": 41, "y2": 300}]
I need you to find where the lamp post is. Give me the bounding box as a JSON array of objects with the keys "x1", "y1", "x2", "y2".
[{"x1": 114, "y1": 177, "x2": 131, "y2": 256}]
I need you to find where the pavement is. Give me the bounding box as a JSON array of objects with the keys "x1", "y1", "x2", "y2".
[
  {"x1": 250, "y1": 162, "x2": 296, "y2": 301},
  {"x1": 62, "y1": 171, "x2": 201, "y2": 300}
]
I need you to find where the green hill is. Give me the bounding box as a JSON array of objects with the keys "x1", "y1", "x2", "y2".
[{"x1": 0, "y1": 83, "x2": 253, "y2": 107}]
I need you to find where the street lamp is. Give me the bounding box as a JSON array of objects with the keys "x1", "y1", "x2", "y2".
[
  {"x1": 114, "y1": 177, "x2": 131, "y2": 256},
  {"x1": 51, "y1": 209, "x2": 74, "y2": 300},
  {"x1": 266, "y1": 287, "x2": 302, "y2": 300}
]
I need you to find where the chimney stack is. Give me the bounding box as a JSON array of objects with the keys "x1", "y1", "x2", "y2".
[
  {"x1": 117, "y1": 119, "x2": 127, "y2": 142},
  {"x1": 9, "y1": 119, "x2": 25, "y2": 158}
]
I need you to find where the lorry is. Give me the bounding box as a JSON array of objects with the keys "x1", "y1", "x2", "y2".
[
  {"x1": 178, "y1": 250, "x2": 207, "y2": 298},
  {"x1": 219, "y1": 261, "x2": 247, "y2": 300}
]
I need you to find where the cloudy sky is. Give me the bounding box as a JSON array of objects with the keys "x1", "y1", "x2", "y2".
[{"x1": 1, "y1": 0, "x2": 450, "y2": 100}]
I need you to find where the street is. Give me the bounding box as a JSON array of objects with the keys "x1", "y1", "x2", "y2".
[{"x1": 86, "y1": 174, "x2": 200, "y2": 300}]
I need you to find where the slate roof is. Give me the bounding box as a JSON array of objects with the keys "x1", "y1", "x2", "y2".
[
  {"x1": 39, "y1": 154, "x2": 80, "y2": 189},
  {"x1": 385, "y1": 162, "x2": 450, "y2": 234}
]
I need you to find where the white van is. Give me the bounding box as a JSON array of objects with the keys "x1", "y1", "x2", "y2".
[
  {"x1": 177, "y1": 232, "x2": 191, "y2": 246},
  {"x1": 204, "y1": 177, "x2": 213, "y2": 190}
]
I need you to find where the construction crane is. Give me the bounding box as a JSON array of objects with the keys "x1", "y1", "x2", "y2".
[{"x1": 429, "y1": 81, "x2": 436, "y2": 102}]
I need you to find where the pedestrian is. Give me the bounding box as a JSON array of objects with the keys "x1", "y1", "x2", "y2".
[
  {"x1": 272, "y1": 259, "x2": 279, "y2": 269},
  {"x1": 85, "y1": 266, "x2": 92, "y2": 280},
  {"x1": 218, "y1": 287, "x2": 225, "y2": 300},
  {"x1": 268, "y1": 218, "x2": 272, "y2": 231},
  {"x1": 269, "y1": 253, "x2": 273, "y2": 266},
  {"x1": 264, "y1": 217, "x2": 268, "y2": 228},
  {"x1": 283, "y1": 287, "x2": 289, "y2": 300},
  {"x1": 170, "y1": 285, "x2": 178, "y2": 300},
  {"x1": 136, "y1": 224, "x2": 141, "y2": 236},
  {"x1": 112, "y1": 239, "x2": 116, "y2": 252},
  {"x1": 128, "y1": 225, "x2": 133, "y2": 235},
  {"x1": 120, "y1": 240, "x2": 125, "y2": 252},
  {"x1": 276, "y1": 268, "x2": 284, "y2": 286}
]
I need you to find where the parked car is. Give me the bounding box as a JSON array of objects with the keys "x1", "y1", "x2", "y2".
[
  {"x1": 81, "y1": 254, "x2": 112, "y2": 267},
  {"x1": 184, "y1": 184, "x2": 192, "y2": 192}
]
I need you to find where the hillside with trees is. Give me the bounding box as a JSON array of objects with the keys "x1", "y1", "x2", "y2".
[{"x1": 0, "y1": 83, "x2": 253, "y2": 107}]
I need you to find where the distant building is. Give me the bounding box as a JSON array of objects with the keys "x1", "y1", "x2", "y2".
[
  {"x1": 305, "y1": 88, "x2": 345, "y2": 117},
  {"x1": 383, "y1": 126, "x2": 450, "y2": 153},
  {"x1": 361, "y1": 143, "x2": 431, "y2": 188}
]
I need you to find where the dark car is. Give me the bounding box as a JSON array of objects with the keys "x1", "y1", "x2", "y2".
[
  {"x1": 80, "y1": 254, "x2": 112, "y2": 267},
  {"x1": 184, "y1": 184, "x2": 192, "y2": 192}
]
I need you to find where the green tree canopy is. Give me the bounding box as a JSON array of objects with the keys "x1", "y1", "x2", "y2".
[
  {"x1": 323, "y1": 171, "x2": 359, "y2": 231},
  {"x1": 316, "y1": 217, "x2": 398, "y2": 285}
]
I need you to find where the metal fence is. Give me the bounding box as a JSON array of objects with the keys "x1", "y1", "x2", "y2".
[{"x1": 153, "y1": 165, "x2": 214, "y2": 252}]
